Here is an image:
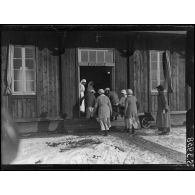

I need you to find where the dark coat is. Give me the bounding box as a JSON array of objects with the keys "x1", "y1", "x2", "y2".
[
  {"x1": 156, "y1": 92, "x2": 171, "y2": 128},
  {"x1": 85, "y1": 92, "x2": 96, "y2": 108},
  {"x1": 109, "y1": 91, "x2": 119, "y2": 105}
]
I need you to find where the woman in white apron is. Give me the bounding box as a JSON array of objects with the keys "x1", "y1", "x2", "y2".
[{"x1": 80, "y1": 79, "x2": 86, "y2": 114}]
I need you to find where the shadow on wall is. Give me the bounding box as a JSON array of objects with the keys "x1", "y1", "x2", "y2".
[
  {"x1": 37, "y1": 112, "x2": 50, "y2": 132},
  {"x1": 72, "y1": 98, "x2": 80, "y2": 118}
]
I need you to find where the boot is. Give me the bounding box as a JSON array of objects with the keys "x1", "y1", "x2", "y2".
[
  {"x1": 132, "y1": 127, "x2": 135, "y2": 134},
  {"x1": 103, "y1": 130, "x2": 108, "y2": 136}
]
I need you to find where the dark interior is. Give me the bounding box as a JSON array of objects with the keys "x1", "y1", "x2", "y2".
[{"x1": 80, "y1": 66, "x2": 112, "y2": 93}]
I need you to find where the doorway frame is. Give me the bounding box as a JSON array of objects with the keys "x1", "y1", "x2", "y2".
[{"x1": 77, "y1": 48, "x2": 115, "y2": 118}]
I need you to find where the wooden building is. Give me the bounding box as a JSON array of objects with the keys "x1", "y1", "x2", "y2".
[{"x1": 1, "y1": 26, "x2": 192, "y2": 132}]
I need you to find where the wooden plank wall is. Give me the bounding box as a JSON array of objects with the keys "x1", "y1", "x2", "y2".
[
  {"x1": 169, "y1": 52, "x2": 186, "y2": 111},
  {"x1": 129, "y1": 50, "x2": 149, "y2": 113},
  {"x1": 61, "y1": 48, "x2": 77, "y2": 119},
  {"x1": 1, "y1": 37, "x2": 9, "y2": 111},
  {"x1": 36, "y1": 36, "x2": 60, "y2": 118},
  {"x1": 1, "y1": 31, "x2": 60, "y2": 120},
  {"x1": 115, "y1": 49, "x2": 127, "y2": 94},
  {"x1": 130, "y1": 50, "x2": 186, "y2": 113}
]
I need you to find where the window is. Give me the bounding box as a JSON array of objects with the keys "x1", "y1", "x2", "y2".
[
  {"x1": 78, "y1": 48, "x2": 115, "y2": 66},
  {"x1": 12, "y1": 46, "x2": 36, "y2": 95},
  {"x1": 150, "y1": 50, "x2": 165, "y2": 92}
]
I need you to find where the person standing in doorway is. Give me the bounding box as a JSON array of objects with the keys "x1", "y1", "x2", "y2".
[
  {"x1": 94, "y1": 89, "x2": 112, "y2": 136},
  {"x1": 79, "y1": 79, "x2": 86, "y2": 116},
  {"x1": 119, "y1": 89, "x2": 127, "y2": 117},
  {"x1": 85, "y1": 89, "x2": 96, "y2": 119},
  {"x1": 156, "y1": 85, "x2": 171, "y2": 135},
  {"x1": 87, "y1": 81, "x2": 95, "y2": 92},
  {"x1": 124, "y1": 89, "x2": 138, "y2": 134},
  {"x1": 105, "y1": 88, "x2": 119, "y2": 121}
]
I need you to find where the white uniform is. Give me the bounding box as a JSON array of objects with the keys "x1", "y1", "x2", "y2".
[{"x1": 80, "y1": 83, "x2": 85, "y2": 113}]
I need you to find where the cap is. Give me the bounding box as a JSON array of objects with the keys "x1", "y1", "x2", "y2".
[
  {"x1": 81, "y1": 79, "x2": 86, "y2": 83},
  {"x1": 121, "y1": 89, "x2": 127, "y2": 95},
  {"x1": 98, "y1": 89, "x2": 104, "y2": 94},
  {"x1": 127, "y1": 89, "x2": 133, "y2": 95},
  {"x1": 105, "y1": 88, "x2": 110, "y2": 91}
]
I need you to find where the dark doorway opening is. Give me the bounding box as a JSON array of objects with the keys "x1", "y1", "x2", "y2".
[{"x1": 80, "y1": 66, "x2": 113, "y2": 92}]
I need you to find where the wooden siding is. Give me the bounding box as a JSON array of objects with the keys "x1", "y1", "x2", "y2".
[
  {"x1": 1, "y1": 42, "x2": 9, "y2": 111},
  {"x1": 9, "y1": 96, "x2": 37, "y2": 119},
  {"x1": 115, "y1": 49, "x2": 127, "y2": 93},
  {"x1": 129, "y1": 50, "x2": 149, "y2": 113},
  {"x1": 61, "y1": 48, "x2": 78, "y2": 119},
  {"x1": 129, "y1": 49, "x2": 186, "y2": 113},
  {"x1": 169, "y1": 52, "x2": 186, "y2": 111},
  {"x1": 36, "y1": 45, "x2": 60, "y2": 118},
  {"x1": 1, "y1": 31, "x2": 60, "y2": 120},
  {"x1": 1, "y1": 31, "x2": 187, "y2": 121}
]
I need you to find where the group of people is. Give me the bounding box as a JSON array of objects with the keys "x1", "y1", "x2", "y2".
[{"x1": 80, "y1": 79, "x2": 171, "y2": 136}]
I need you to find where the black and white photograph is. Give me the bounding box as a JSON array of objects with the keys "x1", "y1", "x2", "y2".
[{"x1": 0, "y1": 24, "x2": 194, "y2": 170}]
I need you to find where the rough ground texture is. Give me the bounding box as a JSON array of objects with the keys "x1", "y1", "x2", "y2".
[{"x1": 12, "y1": 127, "x2": 186, "y2": 164}]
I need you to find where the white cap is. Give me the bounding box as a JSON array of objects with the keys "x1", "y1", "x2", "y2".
[
  {"x1": 98, "y1": 89, "x2": 104, "y2": 94},
  {"x1": 105, "y1": 88, "x2": 110, "y2": 91},
  {"x1": 90, "y1": 89, "x2": 95, "y2": 93},
  {"x1": 81, "y1": 79, "x2": 86, "y2": 83},
  {"x1": 127, "y1": 89, "x2": 133, "y2": 95},
  {"x1": 121, "y1": 89, "x2": 127, "y2": 95}
]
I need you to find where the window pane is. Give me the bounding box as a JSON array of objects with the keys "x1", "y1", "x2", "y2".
[
  {"x1": 105, "y1": 50, "x2": 113, "y2": 63},
  {"x1": 13, "y1": 59, "x2": 22, "y2": 69},
  {"x1": 26, "y1": 81, "x2": 35, "y2": 92},
  {"x1": 14, "y1": 69, "x2": 23, "y2": 80},
  {"x1": 89, "y1": 51, "x2": 96, "y2": 62},
  {"x1": 97, "y1": 51, "x2": 104, "y2": 63},
  {"x1": 150, "y1": 51, "x2": 158, "y2": 61},
  {"x1": 25, "y1": 59, "x2": 34, "y2": 69},
  {"x1": 14, "y1": 81, "x2": 23, "y2": 92},
  {"x1": 26, "y1": 70, "x2": 34, "y2": 80},
  {"x1": 25, "y1": 47, "x2": 34, "y2": 58},
  {"x1": 81, "y1": 50, "x2": 88, "y2": 62},
  {"x1": 14, "y1": 47, "x2": 22, "y2": 58}
]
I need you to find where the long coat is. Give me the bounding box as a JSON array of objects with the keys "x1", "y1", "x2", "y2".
[
  {"x1": 156, "y1": 92, "x2": 171, "y2": 128},
  {"x1": 109, "y1": 91, "x2": 119, "y2": 106},
  {"x1": 124, "y1": 95, "x2": 138, "y2": 119},
  {"x1": 94, "y1": 94, "x2": 112, "y2": 119},
  {"x1": 85, "y1": 92, "x2": 96, "y2": 108}
]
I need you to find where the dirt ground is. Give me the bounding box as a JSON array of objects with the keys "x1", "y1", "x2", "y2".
[{"x1": 11, "y1": 127, "x2": 186, "y2": 164}]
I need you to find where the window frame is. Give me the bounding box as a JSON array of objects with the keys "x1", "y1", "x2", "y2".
[
  {"x1": 149, "y1": 50, "x2": 167, "y2": 93},
  {"x1": 11, "y1": 45, "x2": 36, "y2": 95},
  {"x1": 78, "y1": 48, "x2": 115, "y2": 66}
]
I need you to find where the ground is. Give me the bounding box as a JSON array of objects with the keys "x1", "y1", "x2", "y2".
[{"x1": 11, "y1": 126, "x2": 186, "y2": 164}]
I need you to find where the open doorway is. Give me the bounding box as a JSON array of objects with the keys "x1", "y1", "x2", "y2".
[
  {"x1": 79, "y1": 66, "x2": 115, "y2": 118},
  {"x1": 80, "y1": 66, "x2": 114, "y2": 92}
]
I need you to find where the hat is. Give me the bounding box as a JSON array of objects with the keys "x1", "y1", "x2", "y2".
[
  {"x1": 105, "y1": 88, "x2": 110, "y2": 91},
  {"x1": 90, "y1": 89, "x2": 95, "y2": 93},
  {"x1": 156, "y1": 85, "x2": 164, "y2": 91},
  {"x1": 127, "y1": 89, "x2": 133, "y2": 95},
  {"x1": 98, "y1": 89, "x2": 104, "y2": 94},
  {"x1": 81, "y1": 79, "x2": 86, "y2": 83},
  {"x1": 121, "y1": 89, "x2": 127, "y2": 95}
]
